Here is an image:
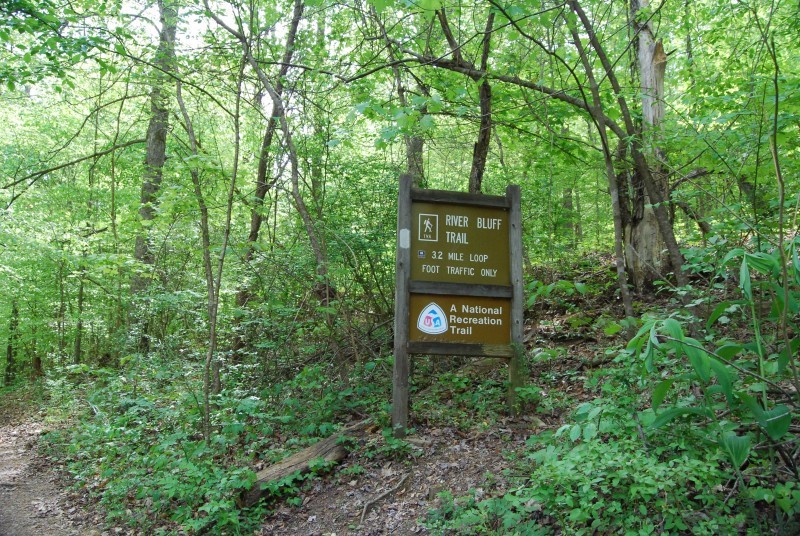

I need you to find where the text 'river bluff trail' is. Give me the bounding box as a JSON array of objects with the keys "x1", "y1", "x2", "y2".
[{"x1": 413, "y1": 203, "x2": 510, "y2": 286}]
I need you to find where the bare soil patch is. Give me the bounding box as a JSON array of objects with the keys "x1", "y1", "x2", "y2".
[
  {"x1": 258, "y1": 421, "x2": 540, "y2": 535},
  {"x1": 0, "y1": 420, "x2": 96, "y2": 536},
  {"x1": 0, "y1": 386, "x2": 97, "y2": 536}
]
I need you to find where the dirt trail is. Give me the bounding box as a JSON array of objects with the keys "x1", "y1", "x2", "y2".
[
  {"x1": 258, "y1": 420, "x2": 544, "y2": 535},
  {"x1": 0, "y1": 422, "x2": 94, "y2": 536}
]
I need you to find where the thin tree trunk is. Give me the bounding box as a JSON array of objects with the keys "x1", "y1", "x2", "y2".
[
  {"x1": 684, "y1": 0, "x2": 695, "y2": 112},
  {"x1": 176, "y1": 53, "x2": 244, "y2": 441},
  {"x1": 74, "y1": 267, "x2": 85, "y2": 364},
  {"x1": 574, "y1": 188, "x2": 583, "y2": 244},
  {"x1": 469, "y1": 12, "x2": 494, "y2": 194},
  {"x1": 4, "y1": 299, "x2": 18, "y2": 385},
  {"x1": 176, "y1": 80, "x2": 215, "y2": 440},
  {"x1": 436, "y1": 8, "x2": 494, "y2": 194},
  {"x1": 567, "y1": 23, "x2": 635, "y2": 318},
  {"x1": 405, "y1": 131, "x2": 425, "y2": 187},
  {"x1": 30, "y1": 324, "x2": 42, "y2": 379},
  {"x1": 57, "y1": 261, "x2": 66, "y2": 359},
  {"x1": 132, "y1": 0, "x2": 178, "y2": 351},
  {"x1": 561, "y1": 188, "x2": 576, "y2": 242},
  {"x1": 371, "y1": 4, "x2": 426, "y2": 187}
]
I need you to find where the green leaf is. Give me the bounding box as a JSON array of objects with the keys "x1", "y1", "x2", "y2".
[
  {"x1": 574, "y1": 401, "x2": 593, "y2": 418},
  {"x1": 648, "y1": 407, "x2": 711, "y2": 429},
  {"x1": 648, "y1": 322, "x2": 660, "y2": 349},
  {"x1": 721, "y1": 248, "x2": 745, "y2": 267},
  {"x1": 418, "y1": 0, "x2": 441, "y2": 19},
  {"x1": 759, "y1": 405, "x2": 792, "y2": 441},
  {"x1": 582, "y1": 422, "x2": 597, "y2": 441},
  {"x1": 419, "y1": 114, "x2": 435, "y2": 130},
  {"x1": 716, "y1": 343, "x2": 745, "y2": 360},
  {"x1": 627, "y1": 319, "x2": 655, "y2": 351},
  {"x1": 569, "y1": 424, "x2": 581, "y2": 442},
  {"x1": 369, "y1": 0, "x2": 393, "y2": 13},
  {"x1": 651, "y1": 378, "x2": 675, "y2": 409},
  {"x1": 684, "y1": 337, "x2": 710, "y2": 383},
  {"x1": 603, "y1": 322, "x2": 622, "y2": 336},
  {"x1": 564, "y1": 10, "x2": 578, "y2": 29},
  {"x1": 707, "y1": 300, "x2": 743, "y2": 329},
  {"x1": 744, "y1": 252, "x2": 780, "y2": 276},
  {"x1": 777, "y1": 338, "x2": 800, "y2": 372},
  {"x1": 740, "y1": 258, "x2": 752, "y2": 299},
  {"x1": 661, "y1": 318, "x2": 684, "y2": 341},
  {"x1": 719, "y1": 432, "x2": 750, "y2": 468},
  {"x1": 708, "y1": 359, "x2": 735, "y2": 403}
]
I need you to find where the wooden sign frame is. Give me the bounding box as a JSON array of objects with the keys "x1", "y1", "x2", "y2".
[{"x1": 392, "y1": 174, "x2": 524, "y2": 435}]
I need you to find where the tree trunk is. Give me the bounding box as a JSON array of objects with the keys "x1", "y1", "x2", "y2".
[
  {"x1": 566, "y1": 21, "x2": 635, "y2": 318},
  {"x1": 132, "y1": 0, "x2": 178, "y2": 350},
  {"x1": 561, "y1": 188, "x2": 582, "y2": 246},
  {"x1": 4, "y1": 299, "x2": 18, "y2": 385},
  {"x1": 469, "y1": 13, "x2": 494, "y2": 194},
  {"x1": 469, "y1": 79, "x2": 492, "y2": 194},
  {"x1": 57, "y1": 261, "x2": 66, "y2": 358},
  {"x1": 73, "y1": 267, "x2": 85, "y2": 364},
  {"x1": 133, "y1": 0, "x2": 177, "y2": 286},
  {"x1": 371, "y1": 3, "x2": 426, "y2": 188},
  {"x1": 572, "y1": 0, "x2": 685, "y2": 292},
  {"x1": 574, "y1": 188, "x2": 583, "y2": 243},
  {"x1": 30, "y1": 328, "x2": 42, "y2": 379},
  {"x1": 406, "y1": 132, "x2": 425, "y2": 188},
  {"x1": 626, "y1": 0, "x2": 670, "y2": 291}
]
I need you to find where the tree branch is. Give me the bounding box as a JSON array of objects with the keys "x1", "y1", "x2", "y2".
[{"x1": 3, "y1": 138, "x2": 147, "y2": 208}]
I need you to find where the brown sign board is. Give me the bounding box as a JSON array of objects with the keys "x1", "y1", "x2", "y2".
[
  {"x1": 411, "y1": 202, "x2": 510, "y2": 285},
  {"x1": 392, "y1": 176, "x2": 524, "y2": 435},
  {"x1": 409, "y1": 294, "x2": 511, "y2": 345}
]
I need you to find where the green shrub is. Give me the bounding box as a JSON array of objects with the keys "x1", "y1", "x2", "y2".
[{"x1": 425, "y1": 397, "x2": 744, "y2": 535}]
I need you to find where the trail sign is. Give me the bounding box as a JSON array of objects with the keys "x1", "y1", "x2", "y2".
[
  {"x1": 409, "y1": 294, "x2": 511, "y2": 345},
  {"x1": 392, "y1": 175, "x2": 524, "y2": 436},
  {"x1": 411, "y1": 202, "x2": 510, "y2": 285}
]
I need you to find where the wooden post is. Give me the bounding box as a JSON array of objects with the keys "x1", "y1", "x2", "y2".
[
  {"x1": 507, "y1": 184, "x2": 525, "y2": 414},
  {"x1": 392, "y1": 174, "x2": 412, "y2": 436}
]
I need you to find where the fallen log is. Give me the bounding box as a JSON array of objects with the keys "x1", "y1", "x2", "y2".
[{"x1": 241, "y1": 420, "x2": 370, "y2": 507}]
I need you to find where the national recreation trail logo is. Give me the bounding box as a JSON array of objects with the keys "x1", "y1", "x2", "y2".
[{"x1": 417, "y1": 302, "x2": 448, "y2": 335}]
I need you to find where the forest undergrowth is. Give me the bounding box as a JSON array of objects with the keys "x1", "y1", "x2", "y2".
[{"x1": 3, "y1": 247, "x2": 800, "y2": 535}]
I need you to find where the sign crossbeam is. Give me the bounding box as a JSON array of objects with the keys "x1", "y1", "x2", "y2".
[
  {"x1": 412, "y1": 188, "x2": 509, "y2": 207},
  {"x1": 409, "y1": 281, "x2": 513, "y2": 298}
]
